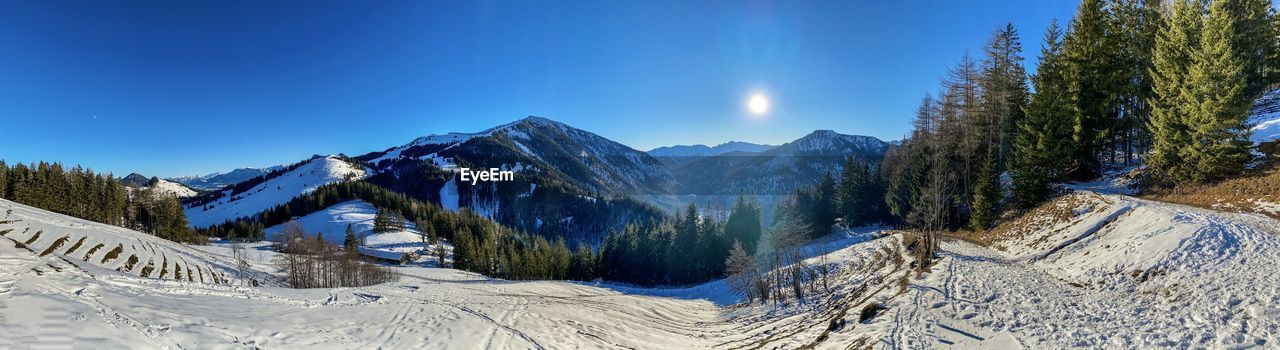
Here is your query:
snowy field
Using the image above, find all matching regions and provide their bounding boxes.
[5,187,1280,348]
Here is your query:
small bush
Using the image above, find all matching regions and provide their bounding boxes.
[39,236,69,257]
[99,244,123,264]
[859,303,884,323]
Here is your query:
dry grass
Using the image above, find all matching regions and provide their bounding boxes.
[956,192,1105,250]
[1145,166,1280,219]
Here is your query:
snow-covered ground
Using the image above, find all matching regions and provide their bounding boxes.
[148,179,199,198]
[851,192,1280,349]
[6,187,1280,348]
[1,198,908,349]
[263,200,445,259]
[184,156,367,228]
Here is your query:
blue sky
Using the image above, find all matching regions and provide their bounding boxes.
[0,0,1078,178]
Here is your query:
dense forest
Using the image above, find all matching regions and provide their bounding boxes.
[0,160,195,242]
[875,0,1276,233]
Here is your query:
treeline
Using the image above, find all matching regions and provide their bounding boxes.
[0,160,196,242]
[273,222,398,288]
[595,198,759,286]
[792,157,890,238]
[881,0,1278,231]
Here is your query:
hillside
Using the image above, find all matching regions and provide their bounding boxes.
[0,197,908,349]
[672,130,890,195]
[0,199,254,284]
[842,191,1280,348]
[183,155,368,228]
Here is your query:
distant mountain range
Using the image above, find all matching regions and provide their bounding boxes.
[169,166,284,191]
[647,141,775,168]
[175,116,891,244]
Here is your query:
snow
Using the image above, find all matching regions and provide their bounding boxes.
[7,186,1280,348]
[0,199,257,284]
[262,200,438,258]
[848,191,1280,349]
[1252,116,1280,144]
[184,156,367,228]
[148,179,198,198]
[439,179,459,211]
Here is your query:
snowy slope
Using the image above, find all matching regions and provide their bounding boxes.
[184,156,367,228]
[148,178,198,198]
[844,191,1280,349]
[0,199,251,284]
[1251,88,1280,144]
[262,200,435,256]
[0,200,909,349]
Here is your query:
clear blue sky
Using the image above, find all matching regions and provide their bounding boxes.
[0,0,1078,178]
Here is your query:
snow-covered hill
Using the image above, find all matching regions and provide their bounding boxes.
[169,166,282,191]
[120,174,199,198]
[263,200,437,257]
[0,196,906,349]
[845,192,1280,348]
[184,156,367,228]
[0,199,250,284]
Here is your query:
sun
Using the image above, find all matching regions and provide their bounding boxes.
[747,93,770,116]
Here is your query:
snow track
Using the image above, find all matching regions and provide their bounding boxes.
[867,192,1280,349]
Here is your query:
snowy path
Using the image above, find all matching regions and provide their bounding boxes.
[875,193,1280,349]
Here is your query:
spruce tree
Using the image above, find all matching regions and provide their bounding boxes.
[343,223,358,252]
[1188,0,1253,182]
[1014,19,1075,208]
[1062,0,1125,179]
[981,23,1030,170]
[970,152,1000,230]
[1148,0,1203,185]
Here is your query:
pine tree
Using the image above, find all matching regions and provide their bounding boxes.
[970,151,1000,230]
[1014,19,1076,208]
[1061,0,1125,179]
[343,223,358,252]
[1188,0,1253,182]
[981,23,1030,170]
[1148,0,1203,185]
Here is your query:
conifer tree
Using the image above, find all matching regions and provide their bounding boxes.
[970,152,1000,230]
[343,223,358,252]
[1014,19,1076,208]
[1148,0,1203,185]
[1061,0,1125,179]
[1188,0,1253,182]
[981,23,1030,170]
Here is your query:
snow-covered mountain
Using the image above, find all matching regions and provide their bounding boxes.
[169,166,283,191]
[184,155,368,228]
[119,173,199,198]
[672,130,890,195]
[362,116,676,196]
